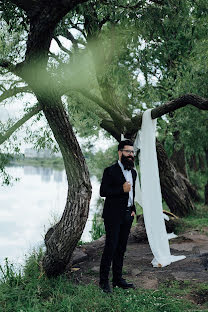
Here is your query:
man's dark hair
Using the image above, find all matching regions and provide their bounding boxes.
[118,139,133,151]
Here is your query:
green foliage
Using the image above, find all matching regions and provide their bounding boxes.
[10,157,64,171]
[67,91,102,138]
[0,1,28,32]
[188,169,208,197]
[85,144,118,181]
[0,3,28,63]
[0,152,18,185]
[23,248,44,281]
[90,212,105,241]
[175,204,208,233]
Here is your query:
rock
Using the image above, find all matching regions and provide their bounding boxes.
[72,249,88,264]
[129,214,181,243]
[131,268,142,276]
[90,266,100,273]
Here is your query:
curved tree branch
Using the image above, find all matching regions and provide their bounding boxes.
[64,88,127,131]
[0,85,31,104]
[126,93,208,138]
[151,94,208,119]
[0,60,25,80]
[6,0,32,11]
[8,0,90,13]
[65,30,79,49]
[100,119,120,142]
[48,52,63,63]
[53,37,72,55]
[0,103,42,145]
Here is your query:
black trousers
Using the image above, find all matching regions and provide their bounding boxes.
[100,210,134,283]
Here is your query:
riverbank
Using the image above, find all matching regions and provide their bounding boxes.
[0,245,206,312]
[9,157,65,170]
[1,207,208,311]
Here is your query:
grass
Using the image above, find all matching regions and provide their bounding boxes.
[90,212,105,241]
[175,204,208,234]
[0,250,207,312]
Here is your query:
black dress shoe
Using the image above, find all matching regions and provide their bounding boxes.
[99,282,112,293]
[112,278,135,289]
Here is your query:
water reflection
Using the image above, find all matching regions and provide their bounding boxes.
[0,165,100,267]
[53,171,63,183]
[23,166,58,183]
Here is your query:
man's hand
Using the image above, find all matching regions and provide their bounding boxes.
[123,181,131,193]
[131,211,135,217]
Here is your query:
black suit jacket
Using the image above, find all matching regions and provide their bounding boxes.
[100,162,137,223]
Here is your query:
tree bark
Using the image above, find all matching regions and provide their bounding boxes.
[170,133,201,202]
[171,151,201,201]
[180,174,201,202]
[170,145,188,177]
[205,150,208,205]
[35,92,92,277]
[156,141,195,216]
[205,183,208,205]
[170,131,187,178]
[189,154,198,172]
[199,154,206,172]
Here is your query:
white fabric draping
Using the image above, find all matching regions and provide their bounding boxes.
[121,134,143,207]
[133,109,186,267]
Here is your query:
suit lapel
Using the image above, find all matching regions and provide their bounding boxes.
[114,162,126,184]
[131,168,136,204]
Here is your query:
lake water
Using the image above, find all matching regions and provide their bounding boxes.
[0,165,101,267]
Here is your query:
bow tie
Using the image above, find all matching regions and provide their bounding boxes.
[124,167,131,171]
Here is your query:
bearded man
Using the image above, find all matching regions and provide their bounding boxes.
[99,139,137,293]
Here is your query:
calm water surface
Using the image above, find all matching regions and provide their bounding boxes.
[0,165,100,267]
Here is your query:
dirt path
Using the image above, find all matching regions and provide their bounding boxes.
[69,228,208,290]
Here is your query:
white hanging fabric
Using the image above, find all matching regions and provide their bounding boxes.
[121,134,143,206]
[133,109,186,267]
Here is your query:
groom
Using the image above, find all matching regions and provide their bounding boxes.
[99,139,137,293]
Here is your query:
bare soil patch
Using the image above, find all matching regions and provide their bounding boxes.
[69,227,208,292]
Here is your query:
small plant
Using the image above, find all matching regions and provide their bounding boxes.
[23,247,44,280]
[77,239,84,246]
[90,213,105,241]
[0,258,22,287]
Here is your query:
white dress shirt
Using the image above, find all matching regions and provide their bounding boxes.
[118,160,133,207]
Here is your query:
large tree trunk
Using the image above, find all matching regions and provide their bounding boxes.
[205,183,208,205]
[180,174,201,202]
[35,91,92,277]
[170,145,188,178]
[170,146,200,201]
[156,141,196,217]
[170,131,188,178]
[189,154,198,171]
[8,0,92,277]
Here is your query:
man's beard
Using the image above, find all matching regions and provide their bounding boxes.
[121,154,134,170]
